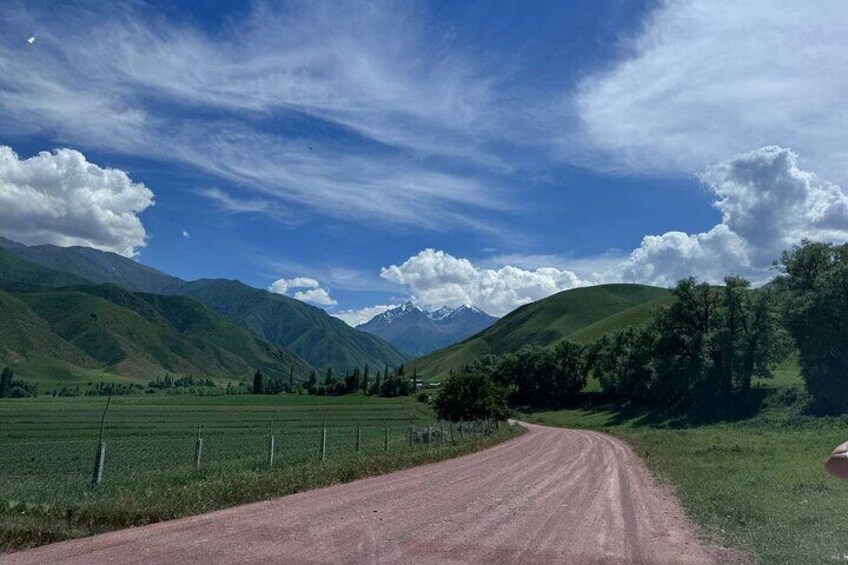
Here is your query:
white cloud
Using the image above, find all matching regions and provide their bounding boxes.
[182,229,190,239]
[291,287,337,306]
[574,1,848,182]
[617,147,848,285]
[0,146,154,257]
[0,2,510,230]
[198,188,290,220]
[380,249,582,317]
[268,276,337,306]
[333,304,400,327]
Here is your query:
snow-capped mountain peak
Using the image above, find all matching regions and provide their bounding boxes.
[429,305,455,320]
[356,302,498,356]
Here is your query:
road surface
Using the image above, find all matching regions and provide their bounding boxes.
[6,423,742,564]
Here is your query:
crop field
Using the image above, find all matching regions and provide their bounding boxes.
[0,394,516,552]
[526,368,848,565]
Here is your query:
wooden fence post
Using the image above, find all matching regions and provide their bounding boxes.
[92,392,112,486]
[194,437,203,470]
[91,442,106,486]
[356,426,361,453]
[384,426,389,451]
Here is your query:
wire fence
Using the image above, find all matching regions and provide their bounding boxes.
[0,420,503,504]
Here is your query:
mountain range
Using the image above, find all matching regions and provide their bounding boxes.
[356,302,497,356]
[0,238,407,382]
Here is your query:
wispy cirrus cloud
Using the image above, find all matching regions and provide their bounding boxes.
[0,1,516,230]
[573,1,848,182]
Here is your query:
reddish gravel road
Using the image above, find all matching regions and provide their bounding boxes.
[6,423,742,565]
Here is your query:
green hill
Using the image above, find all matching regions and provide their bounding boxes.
[409,284,671,378]
[0,241,407,373]
[178,279,408,373]
[0,248,89,290]
[0,280,314,386]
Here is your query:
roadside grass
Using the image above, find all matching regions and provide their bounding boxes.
[0,394,521,553]
[524,372,848,564]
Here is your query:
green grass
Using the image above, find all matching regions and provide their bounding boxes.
[524,371,848,564]
[411,284,670,379]
[0,394,519,553]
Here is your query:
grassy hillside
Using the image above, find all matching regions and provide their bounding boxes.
[1,241,407,373]
[410,284,670,378]
[0,290,95,371]
[179,279,408,373]
[0,283,314,385]
[0,248,89,290]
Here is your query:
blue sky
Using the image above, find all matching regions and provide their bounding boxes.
[2,0,848,324]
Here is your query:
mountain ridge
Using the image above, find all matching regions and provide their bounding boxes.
[0,241,407,373]
[357,301,497,356]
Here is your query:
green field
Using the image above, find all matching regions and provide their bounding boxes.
[525,369,848,564]
[0,394,517,552]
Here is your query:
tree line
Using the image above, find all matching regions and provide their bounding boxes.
[436,240,848,420]
[250,364,417,398]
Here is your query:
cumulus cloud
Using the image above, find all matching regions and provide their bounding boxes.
[333,304,400,327]
[268,277,337,306]
[575,1,848,181]
[0,146,154,257]
[618,147,848,285]
[380,249,582,317]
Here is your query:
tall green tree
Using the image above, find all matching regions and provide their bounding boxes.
[305,371,318,394]
[252,370,264,394]
[779,240,848,412]
[361,364,370,392]
[0,367,13,398]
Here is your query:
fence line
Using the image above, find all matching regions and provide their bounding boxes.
[0,420,503,496]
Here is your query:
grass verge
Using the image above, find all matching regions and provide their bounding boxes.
[2,422,524,553]
[524,391,848,564]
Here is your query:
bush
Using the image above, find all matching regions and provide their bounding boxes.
[8,386,29,398]
[435,369,510,422]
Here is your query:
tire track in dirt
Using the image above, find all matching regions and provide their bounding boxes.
[5,423,746,564]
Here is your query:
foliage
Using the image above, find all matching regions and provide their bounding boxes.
[592,276,786,406]
[252,370,264,394]
[778,240,848,413]
[0,367,12,398]
[435,368,511,422]
[410,284,671,379]
[0,367,37,398]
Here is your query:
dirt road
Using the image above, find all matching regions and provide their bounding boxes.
[6,423,740,564]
